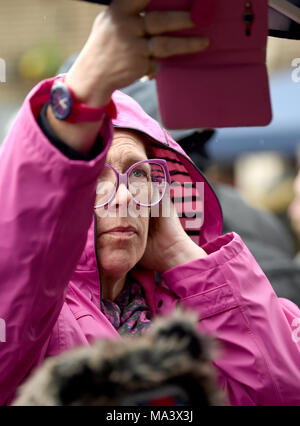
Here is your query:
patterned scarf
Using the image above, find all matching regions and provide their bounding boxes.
[100,279,152,336]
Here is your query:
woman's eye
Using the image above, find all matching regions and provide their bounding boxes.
[133,169,148,179]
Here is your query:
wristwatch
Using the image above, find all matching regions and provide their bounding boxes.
[50,77,116,123]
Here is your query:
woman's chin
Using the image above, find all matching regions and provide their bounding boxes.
[99,251,138,276]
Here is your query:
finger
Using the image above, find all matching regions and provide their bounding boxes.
[150,36,210,59]
[144,11,194,35]
[122,15,147,37]
[111,0,151,15]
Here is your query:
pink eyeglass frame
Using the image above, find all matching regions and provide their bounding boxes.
[94,159,171,209]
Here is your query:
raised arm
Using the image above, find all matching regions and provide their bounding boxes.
[0,77,112,404]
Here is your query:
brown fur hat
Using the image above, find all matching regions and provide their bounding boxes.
[13,308,226,406]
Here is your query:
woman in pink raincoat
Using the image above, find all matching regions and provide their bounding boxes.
[1,0,300,406]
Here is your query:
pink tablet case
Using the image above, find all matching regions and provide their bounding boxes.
[146,0,272,129]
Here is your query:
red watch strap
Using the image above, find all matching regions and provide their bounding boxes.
[67,84,117,122]
[67,101,114,123]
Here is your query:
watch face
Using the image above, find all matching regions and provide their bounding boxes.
[50,83,72,120]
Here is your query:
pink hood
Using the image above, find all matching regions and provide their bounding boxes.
[75,89,223,272]
[73,89,223,314]
[111,90,223,246]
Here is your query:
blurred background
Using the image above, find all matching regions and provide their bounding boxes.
[1,0,300,251]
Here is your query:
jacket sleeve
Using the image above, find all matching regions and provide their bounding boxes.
[161,232,300,406]
[0,77,113,405]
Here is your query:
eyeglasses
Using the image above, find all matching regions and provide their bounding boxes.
[94,159,170,209]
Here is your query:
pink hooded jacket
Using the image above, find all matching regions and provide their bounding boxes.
[0,77,300,406]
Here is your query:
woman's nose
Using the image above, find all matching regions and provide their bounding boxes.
[111,183,133,209]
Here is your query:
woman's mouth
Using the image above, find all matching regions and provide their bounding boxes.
[101,226,137,238]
